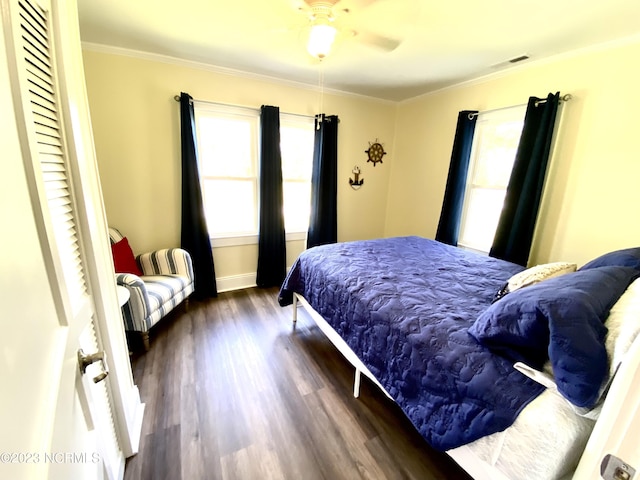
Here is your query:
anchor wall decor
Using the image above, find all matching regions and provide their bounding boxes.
[349,166,364,190]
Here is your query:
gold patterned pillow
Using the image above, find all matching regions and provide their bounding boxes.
[493,262,577,302]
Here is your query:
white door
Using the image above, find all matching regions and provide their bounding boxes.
[0,0,137,479]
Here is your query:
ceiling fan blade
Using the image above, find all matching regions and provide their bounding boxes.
[355,30,402,52]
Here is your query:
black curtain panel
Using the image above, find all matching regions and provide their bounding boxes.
[179,92,217,298]
[256,105,286,288]
[435,110,478,246]
[490,92,560,266]
[307,114,339,249]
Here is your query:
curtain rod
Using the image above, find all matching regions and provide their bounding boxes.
[173,95,314,120]
[468,93,572,120]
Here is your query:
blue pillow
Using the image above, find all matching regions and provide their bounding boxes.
[579,247,640,272]
[469,266,639,408]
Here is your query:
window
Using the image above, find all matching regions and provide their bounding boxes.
[280,114,314,236]
[195,103,259,244]
[194,103,314,246]
[458,106,526,253]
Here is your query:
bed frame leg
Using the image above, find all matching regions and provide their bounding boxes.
[292,294,298,324]
[353,368,361,398]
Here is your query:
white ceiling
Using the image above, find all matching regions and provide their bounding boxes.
[77,0,640,102]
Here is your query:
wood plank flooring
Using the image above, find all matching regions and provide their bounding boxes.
[124,287,474,480]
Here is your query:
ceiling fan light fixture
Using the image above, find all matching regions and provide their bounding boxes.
[307,23,337,59]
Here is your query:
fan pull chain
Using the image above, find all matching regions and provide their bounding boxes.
[318,63,325,124]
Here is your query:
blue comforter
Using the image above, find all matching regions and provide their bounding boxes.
[278,236,545,450]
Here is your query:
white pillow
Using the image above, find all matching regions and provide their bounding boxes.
[604,278,640,376]
[494,262,577,302]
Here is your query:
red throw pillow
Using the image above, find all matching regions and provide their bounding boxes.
[111,237,143,276]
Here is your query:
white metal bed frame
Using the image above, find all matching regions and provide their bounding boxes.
[291,292,640,480]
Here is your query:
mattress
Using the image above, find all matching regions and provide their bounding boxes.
[454,387,595,479]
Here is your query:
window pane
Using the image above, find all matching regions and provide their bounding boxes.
[202,179,256,236]
[472,120,523,187]
[281,124,314,180]
[280,115,314,233]
[197,116,254,178]
[284,181,311,233]
[459,188,507,252]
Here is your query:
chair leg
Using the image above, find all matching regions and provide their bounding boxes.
[140,332,150,352]
[184,298,190,313]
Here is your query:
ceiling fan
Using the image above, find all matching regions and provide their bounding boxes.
[295,0,404,59]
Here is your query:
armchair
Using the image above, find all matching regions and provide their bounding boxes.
[109,227,194,350]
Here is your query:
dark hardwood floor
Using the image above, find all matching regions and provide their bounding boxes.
[124,287,473,480]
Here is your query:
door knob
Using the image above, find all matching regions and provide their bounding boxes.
[78,349,109,383]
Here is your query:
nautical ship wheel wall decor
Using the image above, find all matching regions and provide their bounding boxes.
[366,139,386,166]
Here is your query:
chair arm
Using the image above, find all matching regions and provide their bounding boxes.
[137,248,194,280]
[115,272,146,290]
[115,273,151,332]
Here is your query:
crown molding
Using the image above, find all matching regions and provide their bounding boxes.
[401,32,640,105]
[81,42,396,106]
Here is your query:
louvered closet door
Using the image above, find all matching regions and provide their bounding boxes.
[1,0,124,479]
[24,0,87,311]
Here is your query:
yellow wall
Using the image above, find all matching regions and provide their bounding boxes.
[82,50,397,285]
[84,37,640,284]
[387,38,640,266]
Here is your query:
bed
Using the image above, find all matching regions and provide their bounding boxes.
[278,236,640,480]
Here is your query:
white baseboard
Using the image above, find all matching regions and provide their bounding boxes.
[216,273,257,293]
[215,265,295,293]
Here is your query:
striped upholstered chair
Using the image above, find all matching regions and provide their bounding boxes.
[109,227,194,350]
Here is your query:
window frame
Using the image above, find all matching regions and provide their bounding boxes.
[458,105,527,254]
[193,102,314,247]
[194,101,260,247]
